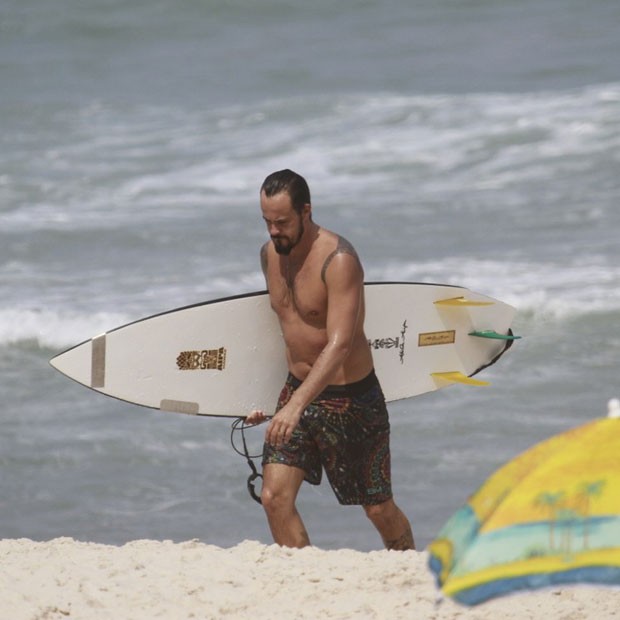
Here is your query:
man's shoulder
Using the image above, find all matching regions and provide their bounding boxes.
[319,230,362,283]
[318,228,358,253]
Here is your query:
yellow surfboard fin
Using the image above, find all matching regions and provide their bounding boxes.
[434,296,494,307]
[431,372,490,386]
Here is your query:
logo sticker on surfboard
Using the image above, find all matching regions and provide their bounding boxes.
[418,330,456,346]
[176,347,227,371]
[368,320,408,364]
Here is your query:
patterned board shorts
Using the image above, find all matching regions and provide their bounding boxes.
[262,370,393,506]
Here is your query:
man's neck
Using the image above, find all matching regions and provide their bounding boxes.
[287,222,320,265]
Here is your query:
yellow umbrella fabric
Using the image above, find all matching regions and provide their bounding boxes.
[428,411,620,605]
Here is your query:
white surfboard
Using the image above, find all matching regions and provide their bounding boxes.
[50,283,518,417]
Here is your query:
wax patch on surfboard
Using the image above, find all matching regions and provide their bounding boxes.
[160,399,200,415]
[91,334,106,388]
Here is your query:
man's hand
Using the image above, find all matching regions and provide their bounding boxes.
[246,403,302,447]
[245,409,269,426]
[265,402,302,446]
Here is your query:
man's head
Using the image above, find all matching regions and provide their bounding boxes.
[260,169,312,255]
[260,169,311,215]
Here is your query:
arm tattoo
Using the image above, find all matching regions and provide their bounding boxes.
[320,236,360,283]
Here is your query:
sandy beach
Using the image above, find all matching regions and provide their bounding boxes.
[2,538,619,620]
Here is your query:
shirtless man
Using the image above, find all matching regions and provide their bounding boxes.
[246,169,414,551]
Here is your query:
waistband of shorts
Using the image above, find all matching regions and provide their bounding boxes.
[286,369,379,399]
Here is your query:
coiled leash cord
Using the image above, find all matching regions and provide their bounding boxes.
[230,417,263,505]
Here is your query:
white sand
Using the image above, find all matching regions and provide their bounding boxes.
[1,538,619,619]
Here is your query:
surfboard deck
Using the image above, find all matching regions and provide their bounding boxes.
[50,282,518,417]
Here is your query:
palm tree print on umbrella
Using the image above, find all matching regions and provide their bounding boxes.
[534,480,606,556]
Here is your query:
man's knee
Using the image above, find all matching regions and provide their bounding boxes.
[260,465,305,516]
[261,483,293,514]
[363,498,397,524]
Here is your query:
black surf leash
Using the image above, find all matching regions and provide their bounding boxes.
[230,417,263,505]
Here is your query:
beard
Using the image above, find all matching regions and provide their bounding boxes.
[272,221,304,255]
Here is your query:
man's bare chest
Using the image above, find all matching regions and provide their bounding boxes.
[268,268,327,326]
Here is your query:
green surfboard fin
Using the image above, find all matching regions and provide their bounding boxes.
[469,330,521,340]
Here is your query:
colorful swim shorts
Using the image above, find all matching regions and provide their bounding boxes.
[262,370,393,505]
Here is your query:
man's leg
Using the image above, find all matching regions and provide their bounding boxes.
[363,498,415,550]
[261,462,310,548]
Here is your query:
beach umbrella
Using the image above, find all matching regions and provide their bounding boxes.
[428,399,620,606]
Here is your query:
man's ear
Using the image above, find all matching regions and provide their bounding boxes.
[302,203,312,221]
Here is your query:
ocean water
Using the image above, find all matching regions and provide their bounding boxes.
[1,0,619,551]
